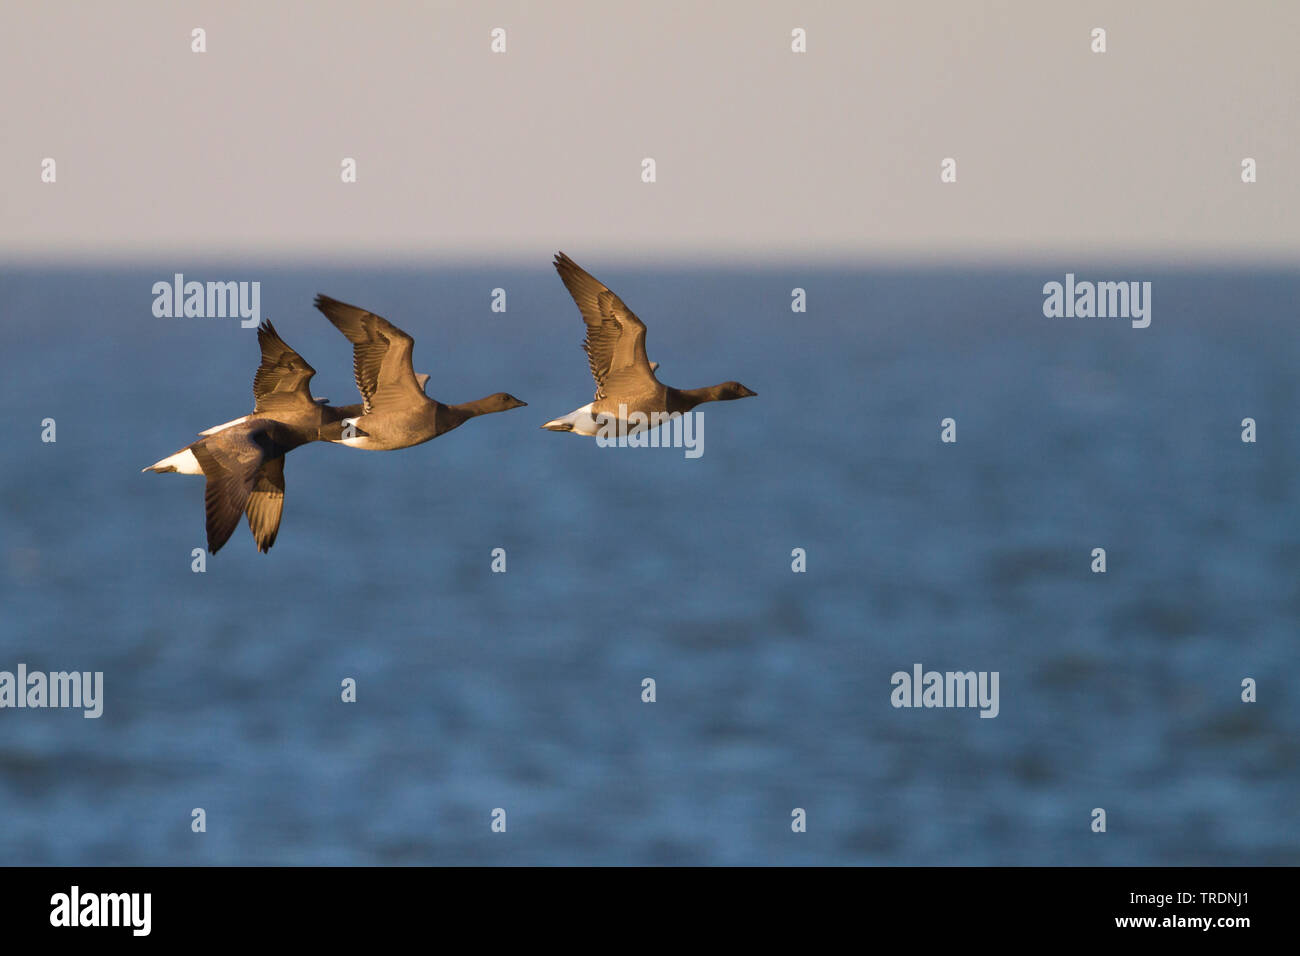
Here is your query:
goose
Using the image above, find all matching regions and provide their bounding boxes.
[313,294,526,450]
[541,253,756,436]
[144,419,305,554]
[143,321,351,553]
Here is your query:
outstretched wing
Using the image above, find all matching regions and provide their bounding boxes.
[244,456,286,554]
[191,440,261,554]
[252,320,318,414]
[553,253,659,399]
[313,295,425,414]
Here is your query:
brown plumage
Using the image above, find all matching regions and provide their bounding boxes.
[146,321,356,553]
[314,294,526,450]
[542,253,756,434]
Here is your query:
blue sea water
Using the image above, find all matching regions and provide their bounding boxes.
[0,264,1296,865]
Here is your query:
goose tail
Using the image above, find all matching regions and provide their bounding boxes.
[142,446,203,475]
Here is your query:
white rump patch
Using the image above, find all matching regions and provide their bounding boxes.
[198,415,249,436]
[543,402,601,436]
[335,436,380,449]
[331,418,379,449]
[145,447,203,475]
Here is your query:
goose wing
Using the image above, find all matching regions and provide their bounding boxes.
[252,320,319,415]
[553,253,659,400]
[314,295,425,414]
[244,456,286,554]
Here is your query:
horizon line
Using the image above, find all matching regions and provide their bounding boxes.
[2,245,1296,272]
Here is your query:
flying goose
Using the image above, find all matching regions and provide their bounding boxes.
[541,253,756,435]
[313,294,526,451]
[144,321,353,553]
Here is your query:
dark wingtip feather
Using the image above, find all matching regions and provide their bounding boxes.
[193,444,255,555]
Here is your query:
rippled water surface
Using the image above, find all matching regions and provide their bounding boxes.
[1,266,1296,864]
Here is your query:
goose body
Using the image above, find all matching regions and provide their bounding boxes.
[144,321,354,553]
[144,417,305,554]
[541,253,755,434]
[313,294,526,451]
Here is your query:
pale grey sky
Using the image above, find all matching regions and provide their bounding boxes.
[2,0,1296,264]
